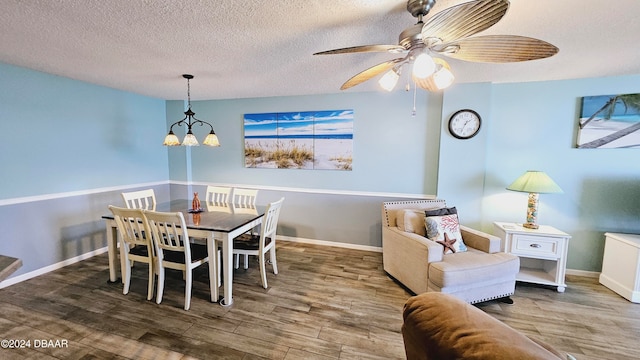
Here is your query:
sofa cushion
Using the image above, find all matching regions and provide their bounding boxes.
[425,214,467,254]
[428,249,519,289]
[397,209,428,236]
[396,206,450,237]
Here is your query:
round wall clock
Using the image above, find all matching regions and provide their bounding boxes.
[448,109,481,139]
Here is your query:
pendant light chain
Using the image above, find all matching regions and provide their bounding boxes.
[186,76,191,109]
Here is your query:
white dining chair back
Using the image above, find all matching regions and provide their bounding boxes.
[121,189,156,210]
[233,197,284,289]
[232,188,260,267]
[108,205,155,300]
[232,188,258,207]
[205,185,232,205]
[143,210,210,310]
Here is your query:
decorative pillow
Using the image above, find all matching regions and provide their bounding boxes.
[397,209,427,237]
[425,214,467,254]
[425,207,457,217]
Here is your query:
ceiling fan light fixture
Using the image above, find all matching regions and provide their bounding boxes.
[433,66,455,90]
[412,53,436,79]
[314,0,558,95]
[378,67,401,91]
[433,69,454,90]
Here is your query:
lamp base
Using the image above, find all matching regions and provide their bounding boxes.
[522,222,539,229]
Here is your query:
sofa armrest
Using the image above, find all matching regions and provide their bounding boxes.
[402,292,568,360]
[460,225,502,254]
[383,227,444,294]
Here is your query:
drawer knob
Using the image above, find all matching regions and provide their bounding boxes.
[530,244,542,248]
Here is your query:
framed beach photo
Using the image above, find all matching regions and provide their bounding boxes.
[243,110,354,170]
[577,93,640,149]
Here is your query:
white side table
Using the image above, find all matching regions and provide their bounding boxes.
[493,222,571,292]
[599,232,640,303]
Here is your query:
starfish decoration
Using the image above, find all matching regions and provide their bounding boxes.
[437,233,457,254]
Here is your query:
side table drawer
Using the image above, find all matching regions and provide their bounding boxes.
[511,235,559,258]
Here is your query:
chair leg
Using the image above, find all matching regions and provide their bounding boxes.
[146,261,154,300]
[217,248,221,286]
[259,254,268,289]
[234,254,240,269]
[184,268,192,311]
[156,267,165,305]
[270,247,278,275]
[243,254,249,270]
[123,258,132,295]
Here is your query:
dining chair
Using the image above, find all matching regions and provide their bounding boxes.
[232,188,258,208]
[231,187,260,267]
[205,185,232,205]
[108,205,155,301]
[233,197,284,289]
[121,189,157,210]
[143,210,210,310]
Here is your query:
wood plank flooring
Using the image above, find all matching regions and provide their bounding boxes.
[0,241,638,359]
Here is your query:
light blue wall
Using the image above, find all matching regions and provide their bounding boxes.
[0,62,169,200]
[167,91,443,195]
[438,82,493,228]
[2,60,639,279]
[0,62,169,278]
[439,75,640,272]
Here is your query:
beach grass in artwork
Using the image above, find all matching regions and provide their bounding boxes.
[244,110,354,169]
[577,93,640,149]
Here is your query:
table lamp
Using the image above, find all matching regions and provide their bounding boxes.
[507,170,563,229]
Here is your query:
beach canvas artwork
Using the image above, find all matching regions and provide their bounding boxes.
[244,110,353,170]
[577,93,640,149]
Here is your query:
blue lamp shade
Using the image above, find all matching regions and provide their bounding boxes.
[507,171,563,229]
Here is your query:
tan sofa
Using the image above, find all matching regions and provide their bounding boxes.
[382,199,519,304]
[402,292,574,360]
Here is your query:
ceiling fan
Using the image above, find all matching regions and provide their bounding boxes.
[314,0,558,92]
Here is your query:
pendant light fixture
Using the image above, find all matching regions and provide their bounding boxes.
[163,74,220,147]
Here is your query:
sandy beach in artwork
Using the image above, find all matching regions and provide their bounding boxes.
[577,119,640,148]
[245,138,353,170]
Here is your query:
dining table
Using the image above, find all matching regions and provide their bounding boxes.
[102,199,265,306]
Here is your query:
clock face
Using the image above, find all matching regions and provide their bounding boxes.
[448,109,481,139]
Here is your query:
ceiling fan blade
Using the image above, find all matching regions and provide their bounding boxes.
[340,59,403,90]
[435,35,559,63]
[314,44,406,55]
[421,0,509,44]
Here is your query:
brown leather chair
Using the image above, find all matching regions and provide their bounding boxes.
[402,292,574,360]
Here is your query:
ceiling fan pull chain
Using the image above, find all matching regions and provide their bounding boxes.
[411,82,417,117]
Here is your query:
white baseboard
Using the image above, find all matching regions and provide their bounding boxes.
[565,269,600,278]
[278,235,382,253]
[0,247,109,289]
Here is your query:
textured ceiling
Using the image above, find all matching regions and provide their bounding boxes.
[1,0,639,100]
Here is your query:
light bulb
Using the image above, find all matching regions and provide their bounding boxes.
[378,69,400,91]
[163,131,180,146]
[433,67,455,90]
[203,132,220,147]
[412,53,436,79]
[182,130,199,146]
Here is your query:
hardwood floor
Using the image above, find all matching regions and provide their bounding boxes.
[0,241,638,359]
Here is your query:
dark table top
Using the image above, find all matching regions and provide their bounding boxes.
[0,255,22,282]
[103,200,265,233]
